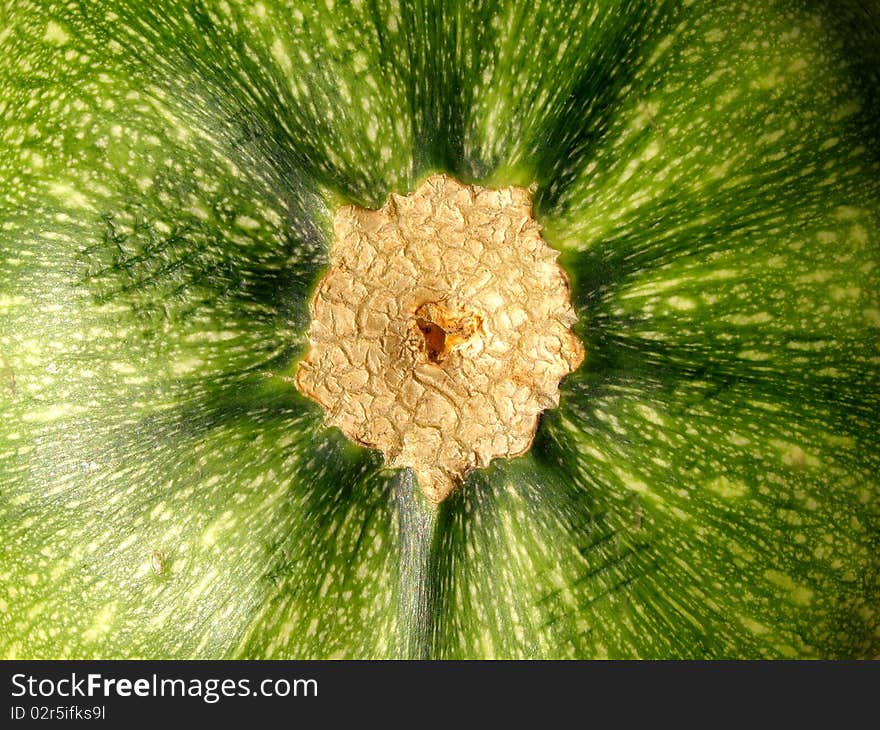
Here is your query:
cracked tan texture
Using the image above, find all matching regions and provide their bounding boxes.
[296,174,584,502]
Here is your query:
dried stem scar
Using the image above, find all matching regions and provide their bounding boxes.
[296,174,584,502]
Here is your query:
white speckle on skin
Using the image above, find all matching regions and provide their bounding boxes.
[44,21,69,45]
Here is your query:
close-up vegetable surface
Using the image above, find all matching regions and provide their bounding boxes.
[0,0,878,659]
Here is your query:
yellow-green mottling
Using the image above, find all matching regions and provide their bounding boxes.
[0,0,878,659]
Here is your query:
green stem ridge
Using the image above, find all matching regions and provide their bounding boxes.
[393,470,441,659]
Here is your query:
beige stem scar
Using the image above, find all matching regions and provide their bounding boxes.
[296,174,584,503]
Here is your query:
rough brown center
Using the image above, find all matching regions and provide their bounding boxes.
[295,174,584,503]
[414,301,482,365]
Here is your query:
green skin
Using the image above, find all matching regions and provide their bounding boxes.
[0,0,878,659]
